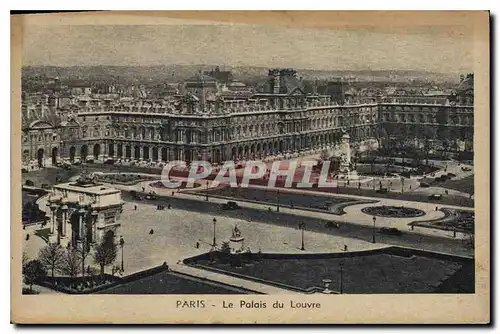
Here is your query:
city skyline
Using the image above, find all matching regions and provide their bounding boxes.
[22,23,473,74]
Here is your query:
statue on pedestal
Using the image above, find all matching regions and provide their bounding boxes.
[338,130,359,181]
[229,225,245,254]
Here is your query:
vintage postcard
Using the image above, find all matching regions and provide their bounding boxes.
[11,11,490,324]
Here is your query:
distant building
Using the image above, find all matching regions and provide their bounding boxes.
[256,68,305,95]
[68,80,92,96]
[317,80,346,105]
[21,68,475,166]
[203,66,233,84]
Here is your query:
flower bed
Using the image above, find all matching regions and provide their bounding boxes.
[409,208,474,233]
[96,173,159,185]
[150,180,201,189]
[361,205,426,218]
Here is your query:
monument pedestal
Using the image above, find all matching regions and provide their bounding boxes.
[230,236,245,254]
[229,225,245,254]
[337,131,360,181]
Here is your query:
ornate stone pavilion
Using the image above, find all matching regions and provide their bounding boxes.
[45,173,124,248]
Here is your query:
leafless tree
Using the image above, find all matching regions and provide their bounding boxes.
[59,248,82,277]
[38,243,65,279]
[93,233,117,276]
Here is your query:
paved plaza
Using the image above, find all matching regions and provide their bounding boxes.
[22,158,475,294]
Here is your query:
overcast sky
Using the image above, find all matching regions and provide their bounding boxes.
[22,23,473,73]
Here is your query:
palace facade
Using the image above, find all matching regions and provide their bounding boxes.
[21,69,474,168]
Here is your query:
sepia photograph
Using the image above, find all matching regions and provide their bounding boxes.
[11,11,490,324]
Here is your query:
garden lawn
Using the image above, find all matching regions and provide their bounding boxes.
[193,253,470,294]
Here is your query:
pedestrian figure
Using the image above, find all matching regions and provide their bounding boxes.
[268,207,272,212]
[142,186,145,192]
[435,206,438,211]
[168,204,172,209]
[409,185,412,190]
[171,191,175,196]
[344,245,348,251]
[196,242,200,249]
[445,190,449,195]
[25,234,30,241]
[453,231,457,238]
[149,229,154,235]
[411,225,414,231]
[134,204,137,211]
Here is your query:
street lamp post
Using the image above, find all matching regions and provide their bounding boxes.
[212,218,217,248]
[205,181,209,201]
[372,216,376,243]
[276,189,280,212]
[119,236,125,272]
[300,222,305,251]
[401,177,405,193]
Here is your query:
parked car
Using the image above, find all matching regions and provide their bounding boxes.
[376,187,388,194]
[428,194,442,200]
[461,166,472,172]
[41,184,50,189]
[447,172,457,178]
[419,182,430,188]
[221,201,241,210]
[104,159,115,165]
[145,194,157,200]
[378,227,402,236]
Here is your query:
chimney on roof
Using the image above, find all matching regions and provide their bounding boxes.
[269,69,281,94]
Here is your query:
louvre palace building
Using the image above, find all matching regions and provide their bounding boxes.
[21,68,474,168]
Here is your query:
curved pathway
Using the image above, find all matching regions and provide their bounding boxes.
[101,176,472,240]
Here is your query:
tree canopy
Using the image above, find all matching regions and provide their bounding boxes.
[23,259,47,291]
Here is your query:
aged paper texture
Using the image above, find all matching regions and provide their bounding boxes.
[11,11,489,324]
